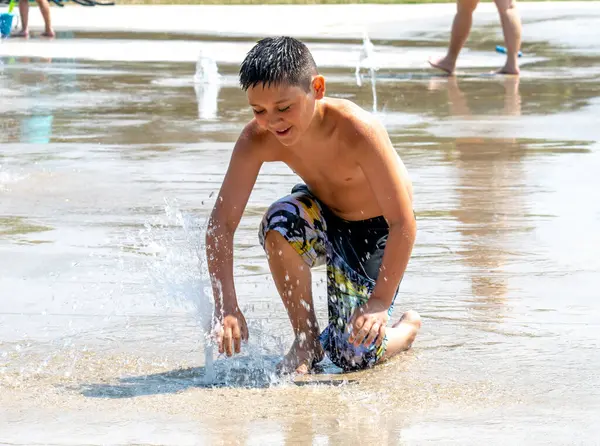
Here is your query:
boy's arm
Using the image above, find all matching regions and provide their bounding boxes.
[348,116,417,346]
[206,124,264,354]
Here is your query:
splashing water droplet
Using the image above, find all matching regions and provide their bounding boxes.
[194,51,222,121]
[355,31,379,112]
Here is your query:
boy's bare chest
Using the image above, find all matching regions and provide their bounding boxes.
[282,146,361,186]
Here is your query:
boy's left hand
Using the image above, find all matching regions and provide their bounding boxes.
[348,298,390,348]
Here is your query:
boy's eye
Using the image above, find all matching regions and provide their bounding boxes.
[253,109,265,115]
[278,105,291,112]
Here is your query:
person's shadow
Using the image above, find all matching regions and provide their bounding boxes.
[75,354,355,398]
[75,355,281,398]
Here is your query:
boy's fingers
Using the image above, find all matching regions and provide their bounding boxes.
[216,327,224,354]
[223,326,233,356]
[354,319,373,346]
[363,323,380,346]
[233,324,242,353]
[375,324,386,348]
[348,315,364,342]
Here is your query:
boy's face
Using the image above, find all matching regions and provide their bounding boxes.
[247,77,324,146]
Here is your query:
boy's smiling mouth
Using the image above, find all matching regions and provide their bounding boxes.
[275,126,292,137]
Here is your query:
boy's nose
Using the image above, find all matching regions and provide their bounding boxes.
[268,116,284,128]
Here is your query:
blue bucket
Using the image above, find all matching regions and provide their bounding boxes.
[0,12,15,38]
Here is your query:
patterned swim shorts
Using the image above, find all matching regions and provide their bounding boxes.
[259,184,398,371]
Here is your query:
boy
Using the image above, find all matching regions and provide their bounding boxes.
[206,37,421,375]
[429,0,522,75]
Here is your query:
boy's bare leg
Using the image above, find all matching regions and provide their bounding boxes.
[429,0,480,74]
[36,0,55,38]
[495,0,521,75]
[381,310,422,361]
[264,231,324,375]
[13,0,54,38]
[13,0,31,38]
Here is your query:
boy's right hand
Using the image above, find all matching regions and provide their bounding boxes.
[214,308,249,356]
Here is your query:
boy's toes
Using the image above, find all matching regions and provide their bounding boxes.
[395,310,422,329]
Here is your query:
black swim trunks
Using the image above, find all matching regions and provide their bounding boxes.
[259,184,399,371]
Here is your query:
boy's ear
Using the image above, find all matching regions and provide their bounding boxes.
[311,75,326,99]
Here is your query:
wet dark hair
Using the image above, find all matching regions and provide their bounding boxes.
[239,36,318,92]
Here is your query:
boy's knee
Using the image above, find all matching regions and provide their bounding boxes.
[495,0,517,13]
[458,0,479,13]
[264,229,314,270]
[263,229,288,252]
[259,200,298,247]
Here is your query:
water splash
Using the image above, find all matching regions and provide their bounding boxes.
[135,199,284,387]
[0,164,28,191]
[355,31,379,112]
[193,51,222,121]
[136,199,216,381]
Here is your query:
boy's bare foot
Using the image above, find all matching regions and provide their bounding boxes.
[497,63,520,75]
[393,310,422,331]
[41,30,56,39]
[12,30,30,38]
[381,310,422,361]
[428,56,456,75]
[276,338,324,375]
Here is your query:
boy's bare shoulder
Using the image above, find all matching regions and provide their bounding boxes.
[237,120,280,162]
[324,98,388,148]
